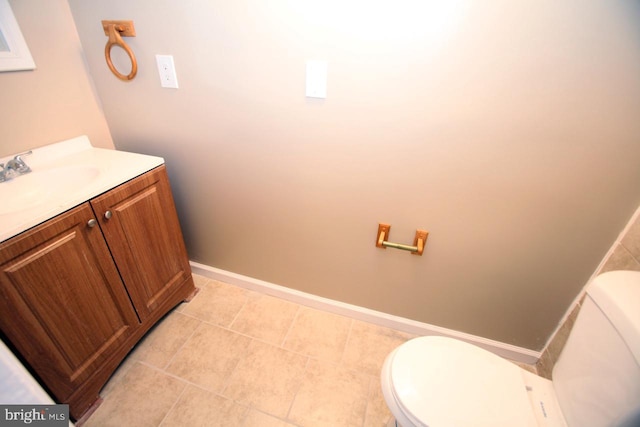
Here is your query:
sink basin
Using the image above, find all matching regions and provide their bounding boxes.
[0,166,101,215]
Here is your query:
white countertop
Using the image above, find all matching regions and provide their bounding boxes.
[0,136,164,243]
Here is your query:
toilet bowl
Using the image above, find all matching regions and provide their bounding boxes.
[381,336,564,426]
[380,271,640,427]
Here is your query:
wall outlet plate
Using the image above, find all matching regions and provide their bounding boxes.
[156,54,179,89]
[306,60,327,99]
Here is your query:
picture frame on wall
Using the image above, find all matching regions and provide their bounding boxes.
[0,0,35,72]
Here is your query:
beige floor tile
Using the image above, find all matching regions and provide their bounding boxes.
[342,320,414,376]
[160,384,248,427]
[289,359,371,427]
[223,340,308,418]
[165,323,251,392]
[243,409,297,427]
[179,279,251,327]
[84,278,421,427]
[98,349,139,398]
[84,362,186,427]
[364,375,394,427]
[283,307,352,363]
[130,310,201,369]
[230,293,299,345]
[191,273,210,288]
[175,274,208,313]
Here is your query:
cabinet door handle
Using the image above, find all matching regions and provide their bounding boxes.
[104,210,113,220]
[87,219,98,228]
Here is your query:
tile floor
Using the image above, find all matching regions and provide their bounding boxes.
[82,274,415,427]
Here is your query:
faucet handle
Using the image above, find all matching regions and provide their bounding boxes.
[8,150,32,174]
[15,150,33,163]
[15,150,32,159]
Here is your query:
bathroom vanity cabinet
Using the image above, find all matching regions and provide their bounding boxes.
[0,166,195,420]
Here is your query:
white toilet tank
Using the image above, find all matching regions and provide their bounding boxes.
[552,271,640,427]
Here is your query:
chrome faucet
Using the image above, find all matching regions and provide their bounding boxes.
[7,151,32,174]
[1,151,32,182]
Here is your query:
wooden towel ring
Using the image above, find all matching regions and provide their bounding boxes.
[102,20,137,81]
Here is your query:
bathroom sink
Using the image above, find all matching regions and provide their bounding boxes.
[0,166,101,215]
[0,135,165,243]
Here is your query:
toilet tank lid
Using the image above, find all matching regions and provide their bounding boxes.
[586,270,640,365]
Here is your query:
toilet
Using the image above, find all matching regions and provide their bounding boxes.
[381,270,640,426]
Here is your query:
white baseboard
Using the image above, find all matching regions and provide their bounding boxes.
[189,261,541,365]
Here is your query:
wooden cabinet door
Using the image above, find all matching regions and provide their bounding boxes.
[90,166,193,320]
[0,203,139,401]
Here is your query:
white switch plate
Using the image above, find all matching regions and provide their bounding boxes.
[306,60,327,99]
[155,54,179,89]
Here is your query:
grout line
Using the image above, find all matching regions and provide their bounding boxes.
[138,359,234,399]
[136,361,263,427]
[339,318,355,366]
[161,318,204,371]
[237,403,252,427]
[285,355,311,421]
[183,315,320,363]
[157,381,189,427]
[361,375,376,427]
[280,304,302,348]
[218,335,253,396]
[195,317,355,368]
[227,289,252,331]
[137,360,194,385]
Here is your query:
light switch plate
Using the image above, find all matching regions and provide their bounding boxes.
[306,60,327,99]
[156,54,179,89]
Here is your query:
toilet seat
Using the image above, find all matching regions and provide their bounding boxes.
[383,336,538,427]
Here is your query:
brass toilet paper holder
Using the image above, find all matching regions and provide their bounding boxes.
[376,223,428,256]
